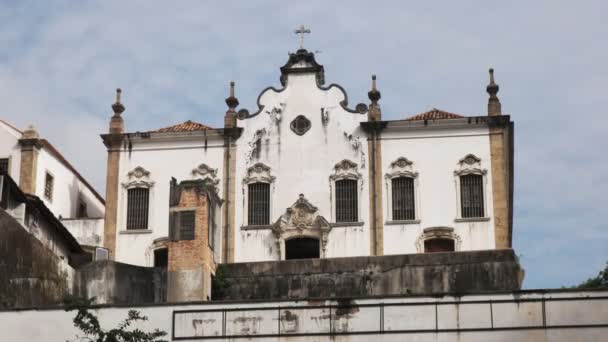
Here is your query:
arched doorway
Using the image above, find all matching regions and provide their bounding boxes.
[424,238,455,253]
[285,237,320,260]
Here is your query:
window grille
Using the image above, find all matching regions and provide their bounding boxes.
[179,211,195,240]
[392,177,415,220]
[335,179,358,222]
[248,182,270,225]
[460,174,484,218]
[0,158,8,175]
[44,172,54,201]
[127,188,149,230]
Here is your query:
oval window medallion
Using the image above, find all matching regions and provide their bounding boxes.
[290,115,311,136]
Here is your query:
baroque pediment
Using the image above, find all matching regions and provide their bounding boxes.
[272,194,330,235]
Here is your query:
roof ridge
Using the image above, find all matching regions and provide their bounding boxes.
[405,108,466,121]
[152,120,212,133]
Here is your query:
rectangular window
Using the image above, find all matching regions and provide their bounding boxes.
[248,183,270,225]
[126,188,149,230]
[392,177,415,220]
[44,172,54,201]
[179,210,196,240]
[460,174,484,218]
[0,158,9,175]
[335,179,358,222]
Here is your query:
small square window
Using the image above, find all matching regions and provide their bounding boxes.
[44,172,54,201]
[0,158,9,175]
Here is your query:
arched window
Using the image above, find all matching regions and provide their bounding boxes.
[454,155,487,219]
[127,188,149,230]
[335,179,358,223]
[122,166,154,231]
[330,160,361,223]
[285,237,320,260]
[460,174,484,218]
[385,157,419,222]
[248,182,270,225]
[392,177,415,220]
[243,163,275,226]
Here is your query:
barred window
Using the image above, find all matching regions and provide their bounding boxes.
[392,177,415,220]
[248,182,270,225]
[44,172,54,201]
[335,179,358,222]
[126,188,149,230]
[179,211,195,240]
[460,174,484,218]
[0,158,9,175]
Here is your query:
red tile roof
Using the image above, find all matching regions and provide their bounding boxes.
[405,108,465,121]
[153,120,211,132]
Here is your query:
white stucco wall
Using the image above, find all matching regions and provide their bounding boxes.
[381,125,496,255]
[60,218,104,247]
[1,290,606,341]
[234,73,370,262]
[114,135,225,266]
[35,147,104,220]
[0,121,23,182]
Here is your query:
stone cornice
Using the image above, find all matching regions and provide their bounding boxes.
[362,115,512,133]
[17,138,43,149]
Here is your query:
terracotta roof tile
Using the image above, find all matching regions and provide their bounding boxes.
[405,108,465,121]
[153,120,211,133]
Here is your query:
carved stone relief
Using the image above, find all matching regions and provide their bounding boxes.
[122,166,154,188]
[415,227,462,253]
[191,163,220,189]
[272,194,331,259]
[454,154,487,176]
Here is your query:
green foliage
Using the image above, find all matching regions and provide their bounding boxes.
[576,262,608,289]
[211,265,230,300]
[64,296,167,342]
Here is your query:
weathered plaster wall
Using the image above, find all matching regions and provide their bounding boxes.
[74,260,164,305]
[234,73,370,262]
[115,136,225,266]
[0,290,606,341]
[217,249,521,301]
[60,218,104,246]
[381,125,496,255]
[0,209,72,308]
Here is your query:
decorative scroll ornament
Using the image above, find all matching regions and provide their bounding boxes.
[191,163,220,188]
[123,166,154,188]
[385,157,418,179]
[329,159,361,181]
[243,163,275,184]
[415,227,462,253]
[454,154,487,176]
[272,194,331,259]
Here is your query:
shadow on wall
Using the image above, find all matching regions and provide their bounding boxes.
[0,210,71,309]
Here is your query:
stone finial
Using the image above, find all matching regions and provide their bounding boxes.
[111,88,125,115]
[368,75,382,121]
[224,81,239,128]
[109,88,125,134]
[225,81,239,111]
[486,68,502,116]
[22,125,39,139]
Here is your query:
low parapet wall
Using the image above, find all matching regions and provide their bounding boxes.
[0,290,606,341]
[217,249,522,300]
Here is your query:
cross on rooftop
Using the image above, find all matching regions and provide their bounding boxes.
[294,25,311,49]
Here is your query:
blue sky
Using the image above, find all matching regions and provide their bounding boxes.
[1,1,606,289]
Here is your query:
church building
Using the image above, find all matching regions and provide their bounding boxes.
[101,44,514,289]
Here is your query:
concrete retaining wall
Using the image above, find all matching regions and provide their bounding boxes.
[216,249,522,300]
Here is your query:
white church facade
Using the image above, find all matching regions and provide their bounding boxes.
[102,47,513,268]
